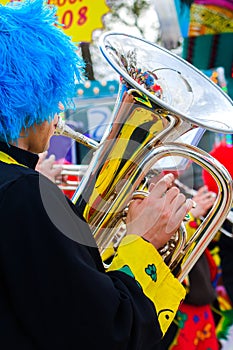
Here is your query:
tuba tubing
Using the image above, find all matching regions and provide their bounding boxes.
[147,143,232,281]
[53,32,233,282]
[54,119,233,282]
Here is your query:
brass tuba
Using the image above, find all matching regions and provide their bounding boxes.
[57,32,233,282]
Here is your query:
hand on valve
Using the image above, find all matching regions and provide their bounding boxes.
[126,173,194,250]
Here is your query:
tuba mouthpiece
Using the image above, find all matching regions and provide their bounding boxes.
[54,117,99,150]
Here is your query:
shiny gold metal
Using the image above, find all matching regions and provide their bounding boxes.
[56,32,233,282]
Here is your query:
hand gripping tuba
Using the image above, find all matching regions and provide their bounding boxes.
[66,32,233,282]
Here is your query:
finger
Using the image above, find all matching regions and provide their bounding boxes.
[170,192,187,210]
[128,197,144,213]
[198,185,208,194]
[47,154,56,163]
[202,200,216,211]
[204,195,216,203]
[165,193,189,225]
[43,155,56,168]
[198,194,216,206]
[38,151,48,163]
[52,166,63,178]
[202,191,216,200]
[166,198,193,234]
[164,186,180,203]
[150,173,175,198]
[148,183,155,192]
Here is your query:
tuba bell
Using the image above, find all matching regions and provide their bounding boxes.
[57,32,233,282]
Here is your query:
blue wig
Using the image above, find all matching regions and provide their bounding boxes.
[0,0,85,142]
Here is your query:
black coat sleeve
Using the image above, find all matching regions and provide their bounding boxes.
[0,173,162,350]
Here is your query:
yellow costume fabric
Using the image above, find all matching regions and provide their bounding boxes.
[189,4,233,36]
[0,151,25,167]
[107,234,186,335]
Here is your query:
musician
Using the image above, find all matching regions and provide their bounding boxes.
[0,1,194,349]
[203,140,233,303]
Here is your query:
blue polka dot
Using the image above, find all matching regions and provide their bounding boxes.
[193,315,200,323]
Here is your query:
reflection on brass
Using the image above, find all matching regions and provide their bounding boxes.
[55,33,233,282]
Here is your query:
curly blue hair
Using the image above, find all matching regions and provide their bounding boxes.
[0,0,85,142]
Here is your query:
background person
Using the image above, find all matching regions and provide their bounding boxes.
[160,181,220,349]
[203,139,233,349]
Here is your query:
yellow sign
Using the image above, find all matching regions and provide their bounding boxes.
[0,0,110,43]
[48,0,110,43]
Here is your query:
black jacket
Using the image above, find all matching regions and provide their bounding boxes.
[0,142,162,350]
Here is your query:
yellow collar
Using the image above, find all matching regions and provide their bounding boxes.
[0,151,26,167]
